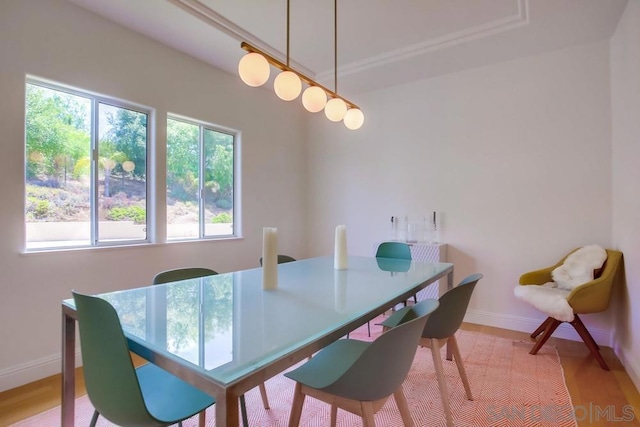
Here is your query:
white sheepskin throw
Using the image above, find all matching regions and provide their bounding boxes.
[551,244,607,290]
[514,284,574,321]
[514,245,607,322]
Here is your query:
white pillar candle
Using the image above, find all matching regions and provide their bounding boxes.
[334,225,348,270]
[262,227,278,290]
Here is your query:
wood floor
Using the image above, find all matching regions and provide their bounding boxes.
[0,324,638,426]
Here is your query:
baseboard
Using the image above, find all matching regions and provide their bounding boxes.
[614,342,640,393]
[464,309,613,347]
[0,350,82,393]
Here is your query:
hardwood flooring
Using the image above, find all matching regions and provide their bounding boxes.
[0,324,638,426]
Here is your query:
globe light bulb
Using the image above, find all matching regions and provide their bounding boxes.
[344,108,364,130]
[274,71,302,101]
[324,98,347,122]
[302,86,327,113]
[238,52,270,87]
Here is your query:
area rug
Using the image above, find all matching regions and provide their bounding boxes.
[14,319,577,426]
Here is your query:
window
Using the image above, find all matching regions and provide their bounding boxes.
[167,117,236,240]
[25,80,149,249]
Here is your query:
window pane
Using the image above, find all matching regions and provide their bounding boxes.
[167,119,200,240]
[204,128,234,237]
[25,84,91,249]
[98,103,147,242]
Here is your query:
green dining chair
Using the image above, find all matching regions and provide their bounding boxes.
[379,273,483,427]
[152,267,270,426]
[285,298,439,427]
[73,291,215,427]
[258,254,297,266]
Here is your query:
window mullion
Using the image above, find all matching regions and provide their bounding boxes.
[91,99,99,245]
[199,126,205,239]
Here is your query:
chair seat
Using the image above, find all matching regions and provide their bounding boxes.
[137,363,215,424]
[285,339,370,392]
[514,284,573,322]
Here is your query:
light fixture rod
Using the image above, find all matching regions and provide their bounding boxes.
[334,0,337,94]
[286,0,290,67]
[241,41,359,110]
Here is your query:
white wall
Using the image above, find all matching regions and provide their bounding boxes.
[611,0,640,390]
[306,41,614,344]
[0,0,308,391]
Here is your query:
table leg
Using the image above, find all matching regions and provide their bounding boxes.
[216,391,240,427]
[446,270,454,361]
[61,309,76,426]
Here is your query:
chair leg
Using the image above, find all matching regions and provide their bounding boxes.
[367,321,371,337]
[198,410,206,427]
[259,382,270,409]
[240,394,249,427]
[90,410,99,427]
[288,383,306,427]
[430,338,453,427]
[531,317,554,340]
[449,336,473,400]
[530,318,561,355]
[570,314,610,371]
[330,404,338,427]
[393,385,414,427]
[360,401,377,427]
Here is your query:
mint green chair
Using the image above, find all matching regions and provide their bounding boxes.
[73,291,215,427]
[379,273,483,427]
[259,254,296,266]
[152,266,270,426]
[285,298,439,427]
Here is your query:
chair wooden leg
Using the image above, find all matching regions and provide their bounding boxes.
[361,401,377,427]
[330,404,338,427]
[531,317,554,340]
[430,338,453,427]
[393,385,414,427]
[449,336,473,400]
[570,315,610,371]
[530,318,561,355]
[259,382,270,409]
[288,383,305,427]
[198,410,206,427]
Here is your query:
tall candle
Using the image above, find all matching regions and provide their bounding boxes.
[262,227,278,290]
[334,225,348,270]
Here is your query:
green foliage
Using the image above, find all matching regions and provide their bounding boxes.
[106,205,146,224]
[34,200,50,218]
[103,108,148,179]
[212,212,232,223]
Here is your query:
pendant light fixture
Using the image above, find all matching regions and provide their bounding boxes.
[237,0,364,130]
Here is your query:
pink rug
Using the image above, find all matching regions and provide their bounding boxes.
[14,318,576,426]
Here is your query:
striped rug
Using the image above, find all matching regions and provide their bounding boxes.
[14,319,576,426]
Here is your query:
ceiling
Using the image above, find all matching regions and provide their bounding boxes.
[65,0,628,97]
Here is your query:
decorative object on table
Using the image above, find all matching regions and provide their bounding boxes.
[259,254,296,266]
[514,245,622,370]
[334,224,348,270]
[380,274,483,427]
[285,299,439,427]
[262,227,279,290]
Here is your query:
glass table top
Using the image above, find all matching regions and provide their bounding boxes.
[64,256,451,386]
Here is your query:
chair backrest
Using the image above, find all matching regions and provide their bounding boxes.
[422,273,483,339]
[569,249,623,314]
[375,242,412,260]
[73,291,155,426]
[259,254,296,266]
[324,298,439,401]
[152,267,217,285]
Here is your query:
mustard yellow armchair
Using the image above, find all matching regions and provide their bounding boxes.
[515,248,623,370]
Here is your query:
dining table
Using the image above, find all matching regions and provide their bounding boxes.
[61,255,453,426]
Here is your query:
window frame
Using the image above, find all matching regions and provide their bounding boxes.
[166,114,240,242]
[25,77,152,251]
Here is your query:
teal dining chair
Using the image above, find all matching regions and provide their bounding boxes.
[152,266,270,426]
[73,291,215,427]
[285,298,440,427]
[259,254,297,266]
[379,273,483,427]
